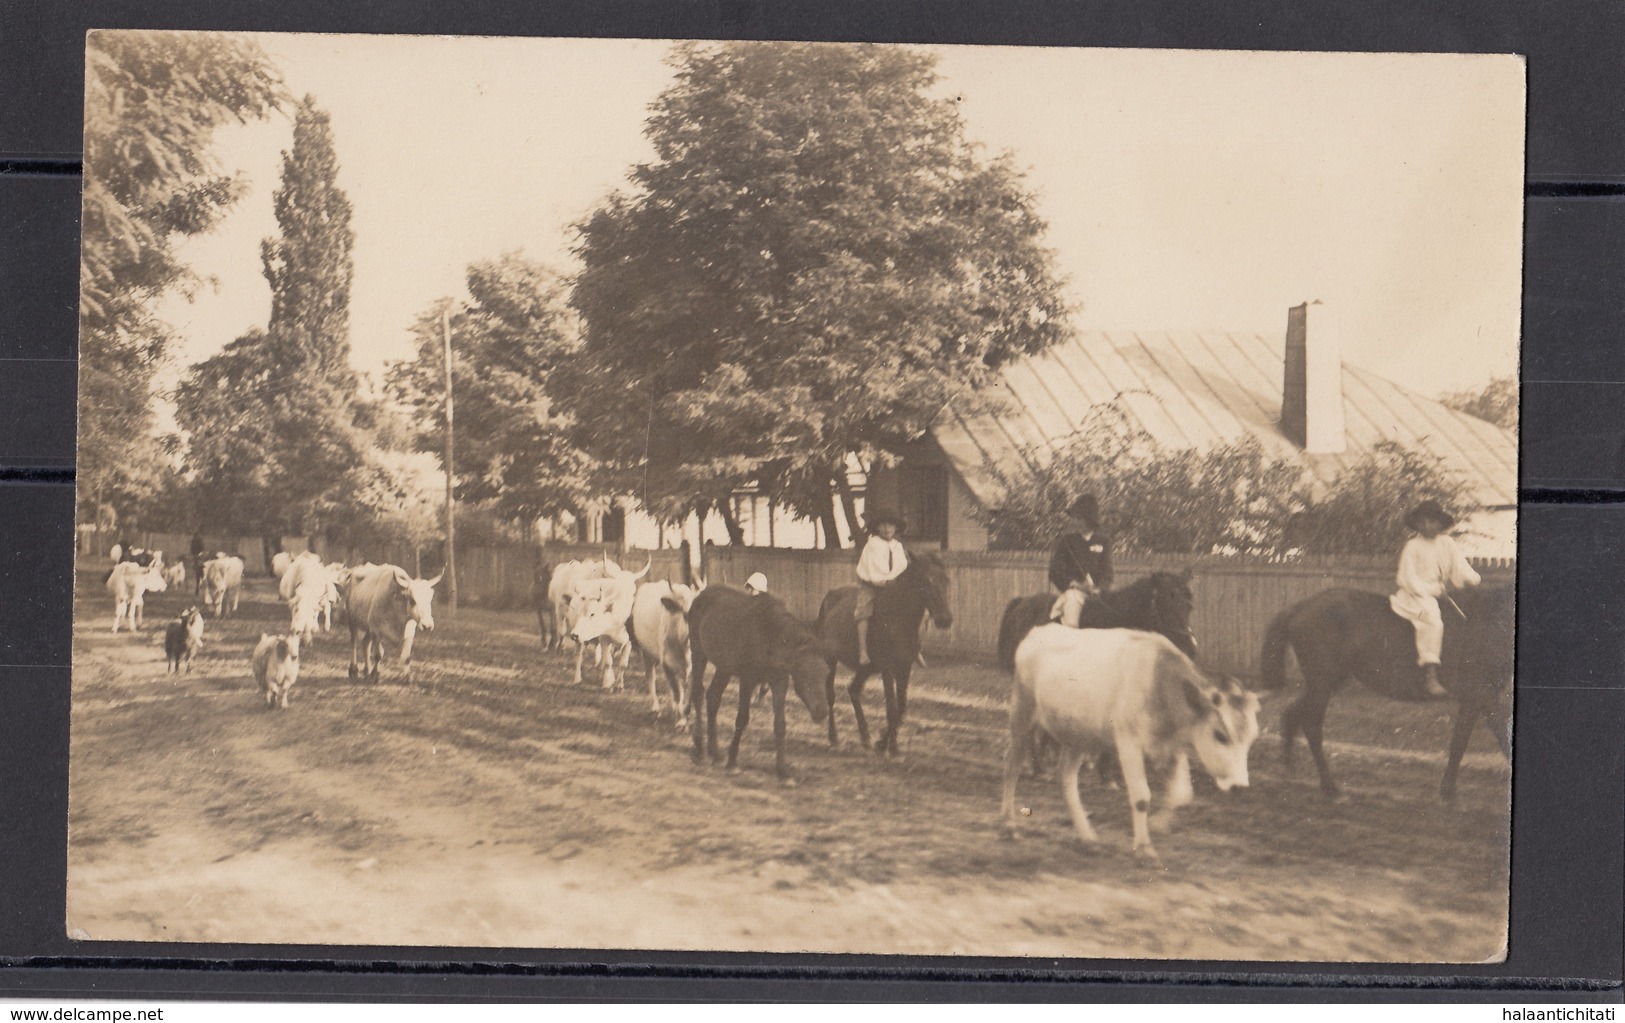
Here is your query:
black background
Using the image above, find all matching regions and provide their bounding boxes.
[2,0,1622,1003]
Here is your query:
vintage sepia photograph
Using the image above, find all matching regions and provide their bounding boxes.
[70,31,1522,960]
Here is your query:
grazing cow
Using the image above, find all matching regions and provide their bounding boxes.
[164,607,205,673]
[253,632,302,710]
[200,556,244,619]
[628,579,704,720]
[568,558,653,690]
[546,556,621,652]
[107,557,167,633]
[1002,625,1260,866]
[161,561,186,590]
[346,564,441,683]
[688,586,832,784]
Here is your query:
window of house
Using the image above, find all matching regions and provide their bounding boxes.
[899,464,949,544]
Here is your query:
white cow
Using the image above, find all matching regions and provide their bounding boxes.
[567,557,652,690]
[628,579,704,720]
[1002,625,1261,866]
[200,556,245,619]
[107,557,167,633]
[279,552,339,641]
[545,556,620,652]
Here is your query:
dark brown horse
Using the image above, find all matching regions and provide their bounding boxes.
[1259,583,1515,802]
[688,586,831,784]
[995,571,1198,671]
[816,550,954,757]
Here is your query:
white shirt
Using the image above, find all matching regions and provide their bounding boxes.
[857,535,908,586]
[1395,534,1480,599]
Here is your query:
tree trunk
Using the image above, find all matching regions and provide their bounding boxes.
[818,495,842,550]
[718,498,746,546]
[835,472,864,545]
[262,536,279,577]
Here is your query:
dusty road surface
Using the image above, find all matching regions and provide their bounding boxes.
[69,567,1510,960]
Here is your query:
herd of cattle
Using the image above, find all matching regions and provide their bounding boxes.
[90,544,1501,868]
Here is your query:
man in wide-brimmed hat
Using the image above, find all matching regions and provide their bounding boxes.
[1389,500,1480,698]
[855,509,909,666]
[1048,493,1114,627]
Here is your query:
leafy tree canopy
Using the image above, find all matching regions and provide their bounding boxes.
[387,254,592,522]
[1440,374,1518,432]
[79,31,284,521]
[554,41,1069,531]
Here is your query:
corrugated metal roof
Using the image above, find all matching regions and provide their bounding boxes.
[936,331,1517,509]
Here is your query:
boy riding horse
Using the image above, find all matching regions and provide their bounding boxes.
[1389,500,1480,699]
[1048,494,1113,627]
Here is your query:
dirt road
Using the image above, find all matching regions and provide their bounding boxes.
[68,569,1510,960]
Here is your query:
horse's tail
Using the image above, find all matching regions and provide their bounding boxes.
[996,596,1030,673]
[1258,609,1295,691]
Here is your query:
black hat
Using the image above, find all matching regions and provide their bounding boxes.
[866,509,907,534]
[1404,500,1456,531]
[1066,493,1100,525]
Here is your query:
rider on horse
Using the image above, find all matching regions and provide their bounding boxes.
[855,510,909,667]
[1389,500,1480,699]
[1048,494,1113,627]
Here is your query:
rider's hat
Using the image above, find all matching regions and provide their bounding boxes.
[866,509,907,534]
[1066,493,1100,526]
[1404,500,1456,532]
[744,572,768,593]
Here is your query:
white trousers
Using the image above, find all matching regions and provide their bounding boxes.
[1390,592,1443,665]
[1049,586,1088,628]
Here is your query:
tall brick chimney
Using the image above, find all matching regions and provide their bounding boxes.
[1280,300,1347,453]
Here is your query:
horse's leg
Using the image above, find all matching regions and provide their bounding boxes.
[1057,744,1099,848]
[1001,685,1038,837]
[688,653,710,765]
[1441,697,1485,804]
[1296,687,1340,797]
[771,679,795,785]
[1111,731,1160,867]
[824,664,839,747]
[848,669,874,749]
[893,662,915,758]
[705,672,728,763]
[724,672,755,772]
[877,670,900,758]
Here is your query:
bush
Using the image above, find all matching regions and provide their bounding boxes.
[979,403,1478,557]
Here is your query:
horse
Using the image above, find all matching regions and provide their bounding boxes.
[996,570,1198,671]
[1258,583,1515,802]
[815,549,954,757]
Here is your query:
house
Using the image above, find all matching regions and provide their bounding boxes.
[866,301,1518,555]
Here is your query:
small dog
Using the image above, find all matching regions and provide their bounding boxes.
[252,632,302,710]
[164,607,205,674]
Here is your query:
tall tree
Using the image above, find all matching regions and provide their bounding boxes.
[387,254,592,523]
[78,31,283,526]
[177,97,371,544]
[553,42,1069,544]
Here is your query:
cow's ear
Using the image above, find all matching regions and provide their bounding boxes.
[660,596,682,613]
[391,567,414,592]
[1180,675,1215,716]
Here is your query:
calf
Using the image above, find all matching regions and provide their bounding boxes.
[164,607,205,674]
[162,561,187,590]
[547,556,620,652]
[253,632,302,710]
[107,558,167,633]
[1002,625,1260,866]
[567,558,651,690]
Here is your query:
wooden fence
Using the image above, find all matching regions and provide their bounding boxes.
[700,546,1515,678]
[112,531,1514,677]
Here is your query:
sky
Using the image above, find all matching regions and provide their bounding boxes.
[150,34,1526,402]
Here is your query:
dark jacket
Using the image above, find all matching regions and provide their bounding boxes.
[1048,531,1113,594]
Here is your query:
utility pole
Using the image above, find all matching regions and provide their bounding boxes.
[442,305,458,614]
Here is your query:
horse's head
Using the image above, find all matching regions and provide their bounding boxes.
[905,549,953,629]
[1148,569,1197,657]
